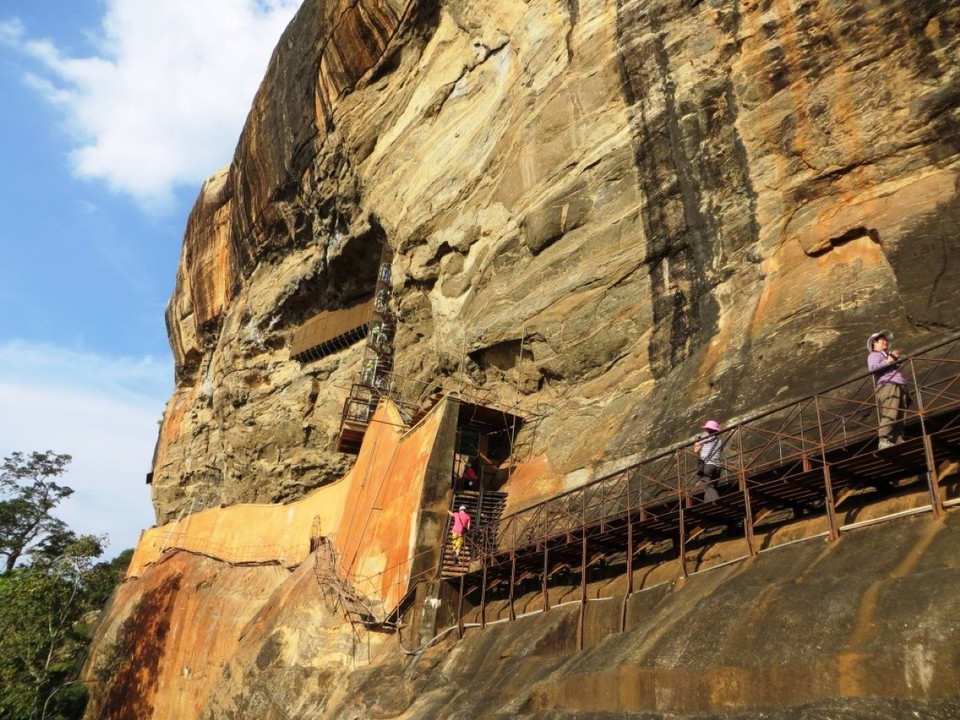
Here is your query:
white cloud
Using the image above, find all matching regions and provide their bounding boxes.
[0,341,173,556]
[4,0,302,211]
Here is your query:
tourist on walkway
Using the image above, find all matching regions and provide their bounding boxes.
[447,505,472,559]
[867,330,911,449]
[694,420,723,502]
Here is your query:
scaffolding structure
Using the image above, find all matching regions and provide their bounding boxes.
[337,244,398,452]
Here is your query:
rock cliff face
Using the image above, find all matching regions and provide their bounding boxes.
[85,498,960,719]
[153,0,960,523]
[92,0,960,717]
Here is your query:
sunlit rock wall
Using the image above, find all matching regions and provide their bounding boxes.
[86,1,960,717]
[153,0,959,525]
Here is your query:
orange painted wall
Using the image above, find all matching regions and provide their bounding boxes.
[127,398,450,614]
[335,397,450,608]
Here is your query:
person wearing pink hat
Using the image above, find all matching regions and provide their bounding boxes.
[867,330,911,450]
[694,420,723,502]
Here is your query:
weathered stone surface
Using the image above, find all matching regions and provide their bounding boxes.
[84,550,392,720]
[87,501,960,718]
[151,0,960,524]
[317,511,960,719]
[96,0,960,717]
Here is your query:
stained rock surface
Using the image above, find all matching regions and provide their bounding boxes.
[86,0,960,717]
[152,0,960,523]
[85,501,960,718]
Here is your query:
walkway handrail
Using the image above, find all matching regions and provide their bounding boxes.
[487,330,960,558]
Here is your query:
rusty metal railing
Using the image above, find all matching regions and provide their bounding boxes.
[470,332,960,576]
[321,332,960,648]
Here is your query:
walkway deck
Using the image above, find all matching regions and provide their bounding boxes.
[449,333,960,634]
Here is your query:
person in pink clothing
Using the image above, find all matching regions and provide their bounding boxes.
[694,420,723,502]
[447,505,472,559]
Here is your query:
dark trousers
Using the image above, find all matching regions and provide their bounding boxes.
[876,382,909,442]
[697,463,721,502]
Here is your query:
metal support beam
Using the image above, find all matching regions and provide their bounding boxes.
[823,463,840,541]
[578,532,587,651]
[456,573,465,639]
[480,555,487,629]
[923,434,945,518]
[677,453,688,577]
[508,550,516,622]
[542,546,550,613]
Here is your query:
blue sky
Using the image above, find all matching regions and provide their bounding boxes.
[0,0,302,558]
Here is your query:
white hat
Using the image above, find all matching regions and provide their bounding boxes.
[459,505,467,512]
[867,330,893,351]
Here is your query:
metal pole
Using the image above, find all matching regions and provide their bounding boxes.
[922,435,944,518]
[824,468,840,541]
[578,532,587,651]
[738,427,756,556]
[542,545,550,613]
[623,514,634,634]
[626,480,635,596]
[508,550,517,622]
[910,356,944,518]
[677,451,687,577]
[815,396,840,541]
[457,572,465,639]
[480,554,488,630]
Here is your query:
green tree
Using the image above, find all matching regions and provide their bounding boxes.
[0,535,104,720]
[0,452,134,720]
[84,548,134,608]
[0,451,75,573]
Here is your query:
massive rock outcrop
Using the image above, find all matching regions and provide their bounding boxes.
[85,0,960,718]
[152,0,960,523]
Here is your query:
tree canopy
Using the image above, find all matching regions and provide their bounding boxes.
[0,451,76,573]
[0,451,132,720]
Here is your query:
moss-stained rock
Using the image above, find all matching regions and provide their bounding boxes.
[87,0,960,716]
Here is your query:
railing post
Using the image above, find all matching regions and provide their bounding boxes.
[824,470,840,541]
[738,427,756,556]
[909,356,944,518]
[542,545,550,613]
[578,531,587,651]
[677,450,687,578]
[456,572,465,639]
[922,435,944,518]
[480,553,488,630]
[626,471,635,596]
[508,549,516,622]
[799,409,812,471]
[815,396,840,541]
[622,503,634,634]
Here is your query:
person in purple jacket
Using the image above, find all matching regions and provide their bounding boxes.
[867,330,911,449]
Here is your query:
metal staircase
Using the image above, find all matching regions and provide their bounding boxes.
[439,489,508,578]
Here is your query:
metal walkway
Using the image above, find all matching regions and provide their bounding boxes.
[449,333,960,639]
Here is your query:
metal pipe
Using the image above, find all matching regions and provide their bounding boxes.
[480,553,488,629]
[542,545,550,613]
[457,572,465,639]
[508,550,516,622]
[911,356,945,518]
[578,531,587,651]
[677,450,687,578]
[838,505,932,531]
[815,396,839,541]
